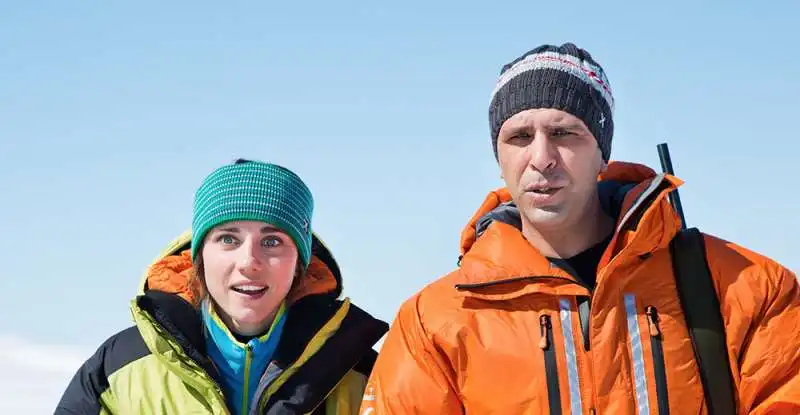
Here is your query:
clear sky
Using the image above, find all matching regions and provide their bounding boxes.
[1,1,798,412]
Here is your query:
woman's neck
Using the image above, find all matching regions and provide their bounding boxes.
[206,300,282,345]
[224,313,276,342]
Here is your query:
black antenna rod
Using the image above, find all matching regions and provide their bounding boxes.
[657,142,687,230]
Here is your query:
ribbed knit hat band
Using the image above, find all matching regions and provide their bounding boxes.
[489,43,615,162]
[191,160,314,267]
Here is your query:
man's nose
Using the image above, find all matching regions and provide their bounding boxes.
[528,133,558,172]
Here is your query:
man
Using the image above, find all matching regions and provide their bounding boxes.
[360,43,800,414]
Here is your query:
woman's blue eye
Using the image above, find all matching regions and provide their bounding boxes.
[262,237,281,248]
[219,235,237,244]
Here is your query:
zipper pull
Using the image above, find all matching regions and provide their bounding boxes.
[539,315,551,350]
[645,306,660,337]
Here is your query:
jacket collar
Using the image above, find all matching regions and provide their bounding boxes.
[134,291,221,381]
[201,298,287,366]
[454,161,684,298]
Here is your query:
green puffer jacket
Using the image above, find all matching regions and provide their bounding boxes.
[55,230,388,414]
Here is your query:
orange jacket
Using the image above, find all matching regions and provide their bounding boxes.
[361,161,800,414]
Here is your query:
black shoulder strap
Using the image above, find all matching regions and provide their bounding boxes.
[670,227,737,414]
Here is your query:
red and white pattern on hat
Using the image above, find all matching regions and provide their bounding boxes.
[490,51,615,113]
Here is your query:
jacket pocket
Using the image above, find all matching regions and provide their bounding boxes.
[539,314,562,415]
[626,294,670,414]
[646,305,670,415]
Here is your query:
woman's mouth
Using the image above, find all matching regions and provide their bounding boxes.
[231,285,268,298]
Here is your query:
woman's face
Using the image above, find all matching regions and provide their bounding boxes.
[201,220,298,336]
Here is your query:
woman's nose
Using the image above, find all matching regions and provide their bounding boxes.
[238,241,264,274]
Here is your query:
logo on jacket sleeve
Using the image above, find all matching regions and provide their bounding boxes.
[360,386,376,414]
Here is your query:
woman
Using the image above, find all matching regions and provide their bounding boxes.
[56,159,388,414]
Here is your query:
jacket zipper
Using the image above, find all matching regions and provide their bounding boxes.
[645,306,669,415]
[242,344,253,415]
[539,314,562,415]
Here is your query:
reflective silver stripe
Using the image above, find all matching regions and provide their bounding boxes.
[616,173,667,233]
[559,299,583,415]
[624,294,651,414]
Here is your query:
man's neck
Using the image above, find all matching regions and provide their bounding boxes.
[521,199,615,259]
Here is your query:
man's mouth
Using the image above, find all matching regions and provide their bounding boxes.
[528,185,563,195]
[530,187,560,195]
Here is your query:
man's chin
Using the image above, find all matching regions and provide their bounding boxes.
[520,206,569,229]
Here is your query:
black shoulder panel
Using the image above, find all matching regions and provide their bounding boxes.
[54,326,151,414]
[104,326,151,375]
[353,348,378,376]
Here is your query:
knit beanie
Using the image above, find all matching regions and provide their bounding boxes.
[489,42,615,162]
[191,159,315,267]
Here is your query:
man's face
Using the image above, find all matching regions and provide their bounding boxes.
[496,108,606,233]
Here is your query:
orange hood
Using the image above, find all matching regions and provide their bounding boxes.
[455,161,685,288]
[138,229,343,307]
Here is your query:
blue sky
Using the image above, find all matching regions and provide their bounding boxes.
[1,1,798,411]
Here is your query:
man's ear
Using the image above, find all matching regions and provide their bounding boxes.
[597,150,608,174]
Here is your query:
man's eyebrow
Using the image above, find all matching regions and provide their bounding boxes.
[504,126,530,136]
[551,120,585,130]
[261,225,281,233]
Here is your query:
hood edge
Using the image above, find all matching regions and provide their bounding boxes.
[137,229,344,299]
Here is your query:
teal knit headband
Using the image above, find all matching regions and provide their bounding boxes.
[191,159,314,267]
